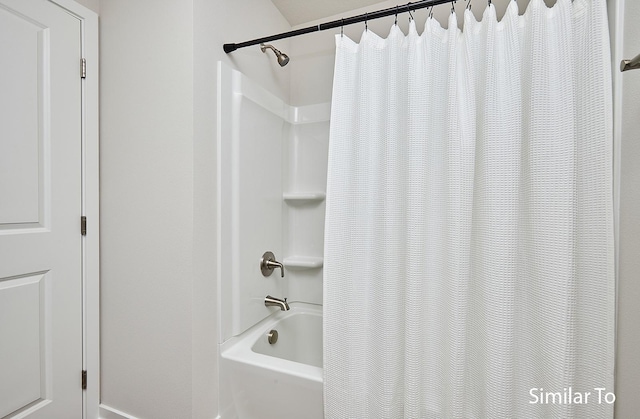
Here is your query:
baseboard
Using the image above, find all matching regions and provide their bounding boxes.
[99,404,140,419]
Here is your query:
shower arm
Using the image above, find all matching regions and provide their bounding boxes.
[223,0,452,53]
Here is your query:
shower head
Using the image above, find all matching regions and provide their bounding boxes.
[260,43,289,67]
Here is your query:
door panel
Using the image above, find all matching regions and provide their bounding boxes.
[0,273,46,417]
[0,2,44,226]
[0,0,82,418]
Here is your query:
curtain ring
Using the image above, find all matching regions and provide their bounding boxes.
[406,4,414,21]
[341,18,344,37]
[428,5,434,19]
[467,0,472,10]
[365,12,368,31]
[395,5,399,25]
[451,1,455,14]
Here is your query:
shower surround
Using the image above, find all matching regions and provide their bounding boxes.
[216,62,328,418]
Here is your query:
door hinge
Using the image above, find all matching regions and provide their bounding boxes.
[82,370,87,390]
[81,58,86,79]
[81,216,87,236]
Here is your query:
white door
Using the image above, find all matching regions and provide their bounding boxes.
[0,0,83,417]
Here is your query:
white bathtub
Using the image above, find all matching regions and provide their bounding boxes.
[220,302,323,419]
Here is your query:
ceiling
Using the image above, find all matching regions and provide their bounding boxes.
[270,0,560,27]
[271,0,387,27]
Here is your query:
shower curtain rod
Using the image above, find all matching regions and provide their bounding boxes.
[223,0,453,53]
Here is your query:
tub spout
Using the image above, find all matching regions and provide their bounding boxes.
[265,295,290,311]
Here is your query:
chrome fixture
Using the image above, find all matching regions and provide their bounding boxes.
[265,295,290,311]
[267,329,278,344]
[260,43,289,67]
[260,251,284,277]
[621,53,640,72]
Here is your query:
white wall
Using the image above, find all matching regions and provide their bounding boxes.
[100,1,194,418]
[100,0,291,418]
[614,0,640,415]
[73,0,99,14]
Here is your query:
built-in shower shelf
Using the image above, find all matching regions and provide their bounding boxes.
[283,256,324,269]
[283,192,326,203]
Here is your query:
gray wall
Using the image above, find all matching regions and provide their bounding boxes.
[100,1,194,417]
[73,0,98,13]
[615,0,640,415]
[99,0,290,417]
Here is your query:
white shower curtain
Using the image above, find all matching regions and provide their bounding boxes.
[323,0,614,417]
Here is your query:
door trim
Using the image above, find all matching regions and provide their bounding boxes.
[47,1,99,418]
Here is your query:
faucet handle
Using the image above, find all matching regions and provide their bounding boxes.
[260,251,284,278]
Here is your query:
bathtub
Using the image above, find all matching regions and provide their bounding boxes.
[220,302,323,419]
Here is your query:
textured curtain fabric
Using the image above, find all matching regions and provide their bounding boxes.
[323,0,614,417]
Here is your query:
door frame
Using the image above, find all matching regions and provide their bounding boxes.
[46,1,99,418]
